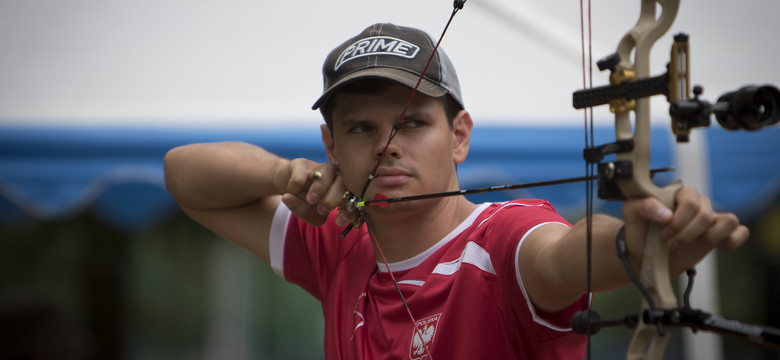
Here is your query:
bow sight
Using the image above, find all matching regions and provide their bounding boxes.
[573,33,780,142]
[575,32,780,202]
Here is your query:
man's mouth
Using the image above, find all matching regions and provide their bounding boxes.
[372,168,412,187]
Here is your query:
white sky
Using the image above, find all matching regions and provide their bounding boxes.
[0,0,778,128]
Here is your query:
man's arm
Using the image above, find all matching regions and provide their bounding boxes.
[163,141,348,263]
[518,186,749,313]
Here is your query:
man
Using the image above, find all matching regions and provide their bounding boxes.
[164,23,747,359]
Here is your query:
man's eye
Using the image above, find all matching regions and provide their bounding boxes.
[403,120,425,129]
[349,124,373,134]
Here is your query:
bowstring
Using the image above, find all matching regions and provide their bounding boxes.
[354,4,464,360]
[361,211,435,359]
[359,6,463,200]
[579,0,595,358]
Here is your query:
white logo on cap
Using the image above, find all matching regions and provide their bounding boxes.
[335,36,420,71]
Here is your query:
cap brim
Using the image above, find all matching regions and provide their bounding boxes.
[311,68,448,110]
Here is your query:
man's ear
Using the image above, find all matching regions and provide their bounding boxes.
[321,124,339,166]
[452,110,473,164]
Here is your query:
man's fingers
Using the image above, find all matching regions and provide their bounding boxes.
[623,196,673,224]
[307,165,336,207]
[662,188,714,244]
[286,159,317,196]
[318,176,360,227]
[280,193,327,226]
[334,211,358,228]
[622,186,748,276]
[282,161,355,227]
[316,175,346,215]
[705,213,749,249]
[724,224,750,249]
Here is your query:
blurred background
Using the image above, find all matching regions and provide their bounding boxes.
[1,0,778,359]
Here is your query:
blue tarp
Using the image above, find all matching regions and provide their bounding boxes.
[1,124,778,231]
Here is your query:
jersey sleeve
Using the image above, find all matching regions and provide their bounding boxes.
[268,202,363,301]
[481,200,587,343]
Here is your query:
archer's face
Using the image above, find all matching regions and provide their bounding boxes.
[321,83,471,206]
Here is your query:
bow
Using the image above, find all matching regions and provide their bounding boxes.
[572,0,780,359]
[582,1,682,358]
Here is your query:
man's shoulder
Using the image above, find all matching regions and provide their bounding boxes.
[476,199,557,223]
[467,199,568,246]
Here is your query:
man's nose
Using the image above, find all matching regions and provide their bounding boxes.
[373,126,402,159]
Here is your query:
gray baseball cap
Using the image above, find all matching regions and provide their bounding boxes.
[312,23,464,110]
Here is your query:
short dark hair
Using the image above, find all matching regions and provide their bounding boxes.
[319,78,463,132]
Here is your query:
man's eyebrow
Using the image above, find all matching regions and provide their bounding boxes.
[398,110,434,122]
[334,109,435,128]
[335,118,372,128]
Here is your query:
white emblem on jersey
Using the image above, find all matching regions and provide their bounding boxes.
[350,292,367,341]
[409,313,441,359]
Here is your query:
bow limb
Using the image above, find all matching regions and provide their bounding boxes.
[611,0,681,359]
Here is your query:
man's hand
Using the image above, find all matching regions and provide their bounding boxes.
[622,186,749,274]
[275,158,358,227]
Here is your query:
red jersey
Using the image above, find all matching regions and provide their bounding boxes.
[269,199,587,359]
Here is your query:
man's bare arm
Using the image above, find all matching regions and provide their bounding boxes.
[518,186,749,313]
[163,141,347,263]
